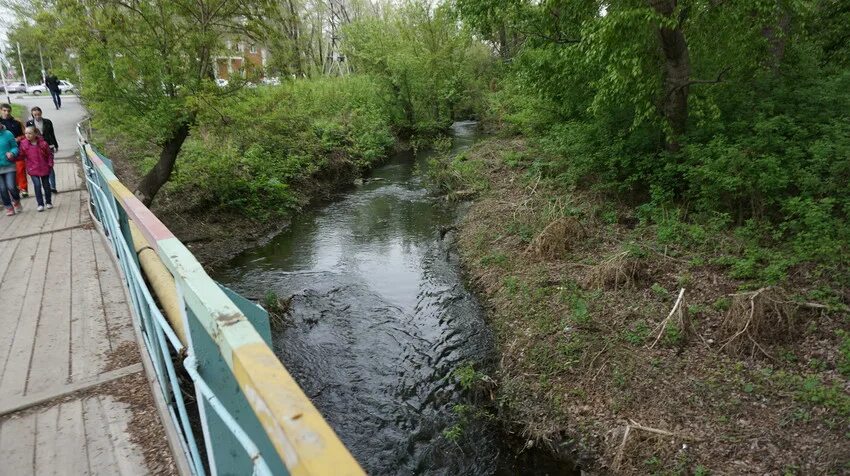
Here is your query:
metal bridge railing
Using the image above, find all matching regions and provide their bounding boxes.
[76,122,364,476]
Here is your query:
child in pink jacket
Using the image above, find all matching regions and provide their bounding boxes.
[18,126,54,211]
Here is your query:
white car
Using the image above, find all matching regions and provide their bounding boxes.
[27,80,76,95]
[1,82,27,93]
[215,78,229,87]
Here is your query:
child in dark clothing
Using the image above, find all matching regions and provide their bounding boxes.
[17,126,54,211]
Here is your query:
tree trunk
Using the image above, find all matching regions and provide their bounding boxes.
[650,0,690,152]
[762,9,791,73]
[498,24,509,60]
[135,121,190,206]
[286,0,305,77]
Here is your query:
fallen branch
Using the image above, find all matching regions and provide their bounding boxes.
[649,288,685,349]
[613,424,631,472]
[627,419,677,437]
[613,419,691,471]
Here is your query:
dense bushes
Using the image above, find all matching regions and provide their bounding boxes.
[343,0,493,137]
[165,76,396,217]
[468,3,850,287]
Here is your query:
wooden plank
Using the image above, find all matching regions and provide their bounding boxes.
[0,237,20,283]
[0,414,36,474]
[55,399,90,475]
[54,163,77,191]
[100,395,147,475]
[70,227,112,381]
[82,395,121,476]
[92,234,135,346]
[38,192,64,233]
[0,207,29,241]
[0,236,41,394]
[0,364,142,416]
[0,233,53,400]
[61,191,81,228]
[27,230,73,395]
[33,403,60,475]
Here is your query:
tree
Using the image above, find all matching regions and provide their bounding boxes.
[47,0,270,205]
[458,0,790,152]
[343,0,491,135]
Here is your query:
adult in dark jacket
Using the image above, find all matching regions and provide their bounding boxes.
[45,73,61,110]
[0,103,27,197]
[45,73,62,110]
[26,106,59,193]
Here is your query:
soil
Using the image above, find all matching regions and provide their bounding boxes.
[449,137,850,475]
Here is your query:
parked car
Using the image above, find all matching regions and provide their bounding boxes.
[215,78,229,87]
[26,80,76,95]
[1,82,27,93]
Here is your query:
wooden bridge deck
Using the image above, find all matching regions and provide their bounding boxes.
[0,97,170,475]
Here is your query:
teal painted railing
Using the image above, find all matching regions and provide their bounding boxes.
[76,122,364,476]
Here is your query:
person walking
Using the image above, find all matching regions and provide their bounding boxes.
[0,123,22,216]
[0,103,27,197]
[17,126,53,211]
[45,72,62,110]
[26,106,59,193]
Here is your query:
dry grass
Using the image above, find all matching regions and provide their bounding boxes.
[719,286,798,359]
[526,216,585,260]
[582,250,648,290]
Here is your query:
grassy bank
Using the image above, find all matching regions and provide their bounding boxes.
[102,76,403,264]
[435,137,850,475]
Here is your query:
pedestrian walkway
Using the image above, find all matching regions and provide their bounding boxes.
[0,96,172,474]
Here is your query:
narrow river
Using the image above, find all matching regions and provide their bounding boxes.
[213,122,576,475]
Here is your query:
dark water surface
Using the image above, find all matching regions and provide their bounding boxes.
[214,122,577,475]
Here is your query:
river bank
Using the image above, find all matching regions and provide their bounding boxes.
[104,137,399,266]
[443,136,850,474]
[102,125,849,474]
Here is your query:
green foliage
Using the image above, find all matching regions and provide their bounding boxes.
[663,323,682,347]
[343,0,492,135]
[796,376,850,418]
[453,363,487,390]
[650,283,670,299]
[694,465,711,476]
[263,291,280,311]
[712,297,732,313]
[442,423,463,442]
[456,0,850,287]
[427,150,489,196]
[623,320,650,346]
[165,77,395,217]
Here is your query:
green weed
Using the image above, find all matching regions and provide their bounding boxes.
[623,320,650,346]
